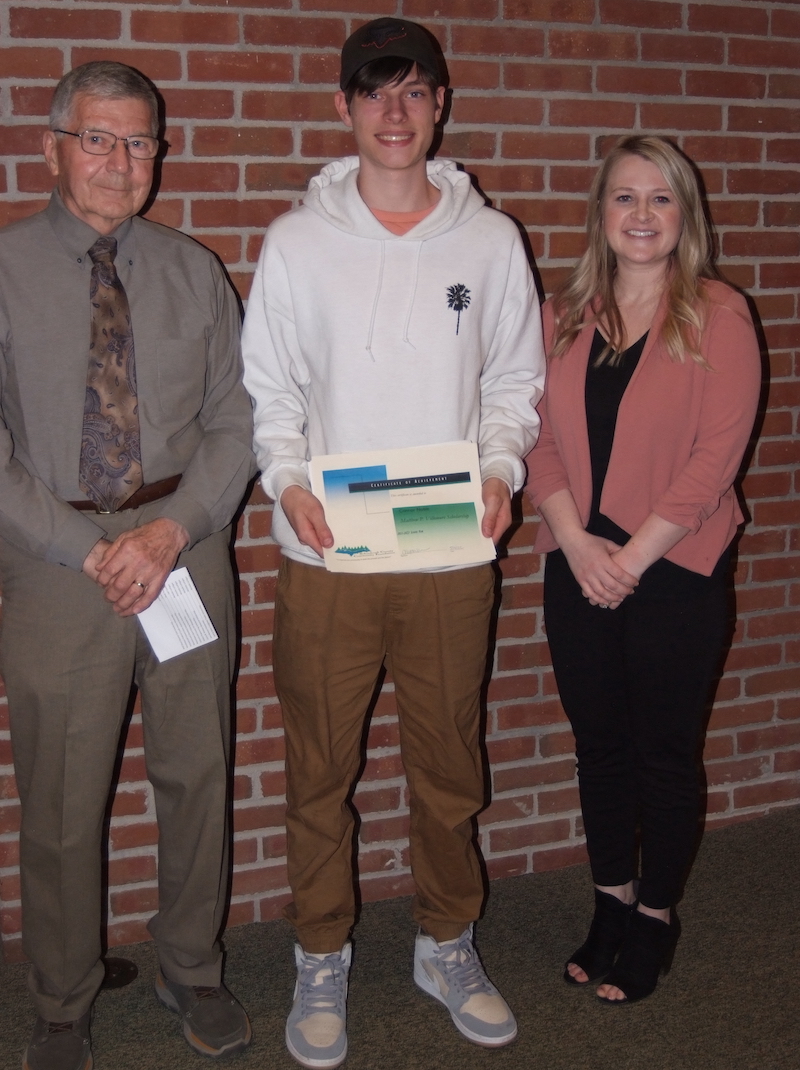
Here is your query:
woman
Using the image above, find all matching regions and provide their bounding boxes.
[526,135,761,1004]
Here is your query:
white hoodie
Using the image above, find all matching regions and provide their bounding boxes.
[242,156,545,565]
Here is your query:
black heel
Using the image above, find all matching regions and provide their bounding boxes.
[596,908,677,1005]
[563,889,636,986]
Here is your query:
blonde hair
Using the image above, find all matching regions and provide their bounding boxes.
[550,135,717,366]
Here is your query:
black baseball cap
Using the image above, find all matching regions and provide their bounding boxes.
[339,18,444,90]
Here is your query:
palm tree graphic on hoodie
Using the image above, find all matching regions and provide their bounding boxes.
[446,283,471,335]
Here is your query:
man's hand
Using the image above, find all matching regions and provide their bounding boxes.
[280,485,334,558]
[481,477,512,543]
[92,517,190,616]
[82,538,113,583]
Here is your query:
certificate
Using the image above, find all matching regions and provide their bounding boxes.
[309,441,496,573]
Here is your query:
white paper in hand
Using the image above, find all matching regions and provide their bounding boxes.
[137,567,218,662]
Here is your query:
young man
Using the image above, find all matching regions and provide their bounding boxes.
[242,18,545,1067]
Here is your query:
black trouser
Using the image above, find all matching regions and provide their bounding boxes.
[544,547,730,909]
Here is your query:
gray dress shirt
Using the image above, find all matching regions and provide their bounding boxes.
[0,192,255,570]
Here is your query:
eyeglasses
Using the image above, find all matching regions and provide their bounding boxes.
[54,128,159,160]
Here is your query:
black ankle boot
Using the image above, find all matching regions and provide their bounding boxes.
[563,888,636,986]
[596,908,677,1004]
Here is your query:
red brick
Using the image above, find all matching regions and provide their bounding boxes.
[641,32,723,64]
[301,129,355,159]
[109,822,158,852]
[733,779,800,809]
[108,854,157,886]
[759,434,800,465]
[706,198,759,226]
[406,0,495,15]
[489,817,572,853]
[450,96,544,126]
[550,99,636,129]
[738,723,800,754]
[232,864,289,896]
[769,74,800,101]
[109,789,149,817]
[503,61,590,94]
[768,139,800,164]
[728,168,800,196]
[157,163,239,194]
[503,131,590,161]
[683,136,763,164]
[706,756,770,786]
[296,52,339,87]
[556,29,639,60]
[359,871,416,902]
[189,51,294,85]
[765,201,800,228]
[740,471,792,501]
[110,886,159,916]
[729,39,800,71]
[600,0,682,29]
[0,47,62,79]
[703,734,734,761]
[11,6,120,39]
[725,232,800,258]
[438,131,497,160]
[233,803,286,833]
[141,198,184,229]
[298,0,390,9]
[452,26,545,58]
[132,11,237,43]
[193,127,292,158]
[777,696,800,722]
[72,49,182,81]
[0,124,47,155]
[730,106,800,134]
[505,0,594,18]
[686,70,766,99]
[244,15,345,47]
[11,86,53,117]
[745,667,800,699]
[640,103,722,131]
[688,3,768,35]
[243,91,336,124]
[533,843,588,871]
[775,750,800,774]
[596,65,682,96]
[161,89,234,120]
[707,701,774,731]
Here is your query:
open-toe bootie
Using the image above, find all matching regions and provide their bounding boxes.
[596,908,676,1005]
[563,888,636,986]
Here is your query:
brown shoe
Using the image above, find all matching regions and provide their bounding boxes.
[23,1011,92,1070]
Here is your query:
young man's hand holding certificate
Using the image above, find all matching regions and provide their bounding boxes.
[309,441,496,573]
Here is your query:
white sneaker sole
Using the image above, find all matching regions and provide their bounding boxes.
[285,1028,348,1069]
[413,961,518,1048]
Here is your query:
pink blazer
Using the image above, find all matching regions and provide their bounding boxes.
[525,280,762,576]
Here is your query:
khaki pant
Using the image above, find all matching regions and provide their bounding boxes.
[274,557,495,953]
[0,511,236,1021]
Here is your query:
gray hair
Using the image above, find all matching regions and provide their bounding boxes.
[49,61,159,135]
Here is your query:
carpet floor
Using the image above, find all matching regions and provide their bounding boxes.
[2,805,798,1070]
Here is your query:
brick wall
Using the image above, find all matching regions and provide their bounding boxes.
[0,0,798,960]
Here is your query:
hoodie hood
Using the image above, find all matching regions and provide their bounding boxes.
[303,156,485,240]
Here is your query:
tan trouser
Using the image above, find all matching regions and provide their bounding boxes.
[274,557,495,953]
[0,513,236,1021]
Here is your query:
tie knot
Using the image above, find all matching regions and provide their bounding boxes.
[88,236,118,265]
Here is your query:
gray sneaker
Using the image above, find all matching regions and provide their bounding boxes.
[23,1012,92,1070]
[285,943,351,1069]
[155,971,252,1058]
[414,926,517,1047]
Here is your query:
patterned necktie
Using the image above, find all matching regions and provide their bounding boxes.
[79,236,143,512]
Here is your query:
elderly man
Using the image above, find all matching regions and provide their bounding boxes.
[0,62,254,1070]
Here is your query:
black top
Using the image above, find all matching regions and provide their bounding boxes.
[582,328,728,594]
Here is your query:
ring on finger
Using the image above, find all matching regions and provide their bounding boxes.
[599,603,609,609]
[134,581,146,589]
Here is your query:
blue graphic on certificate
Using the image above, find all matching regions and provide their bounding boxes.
[309,441,496,573]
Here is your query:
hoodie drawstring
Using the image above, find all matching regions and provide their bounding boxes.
[365,240,385,361]
[401,242,422,349]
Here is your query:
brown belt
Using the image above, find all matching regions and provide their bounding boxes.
[68,474,182,513]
